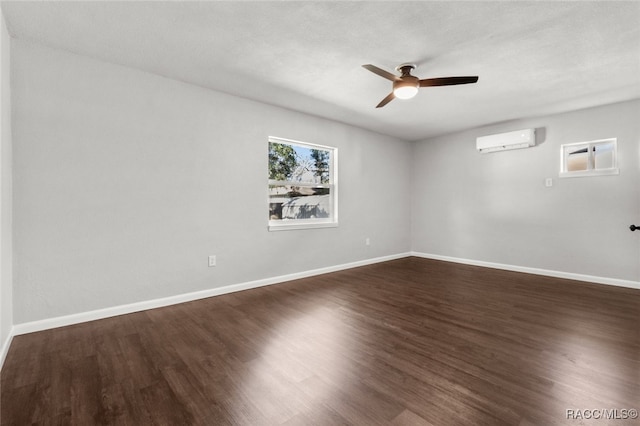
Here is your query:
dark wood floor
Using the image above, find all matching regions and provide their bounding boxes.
[2,257,639,425]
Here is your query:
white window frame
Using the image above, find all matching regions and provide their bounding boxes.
[559,138,619,178]
[268,136,338,231]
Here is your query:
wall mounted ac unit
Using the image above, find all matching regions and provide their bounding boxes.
[476,129,536,153]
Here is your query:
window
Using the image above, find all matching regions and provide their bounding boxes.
[268,136,337,231]
[560,138,619,178]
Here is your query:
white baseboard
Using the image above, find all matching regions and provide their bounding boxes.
[0,327,15,371]
[10,250,639,339]
[12,252,411,336]
[0,328,14,371]
[411,251,640,290]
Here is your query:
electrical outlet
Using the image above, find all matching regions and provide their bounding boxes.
[365,238,370,246]
[208,255,216,267]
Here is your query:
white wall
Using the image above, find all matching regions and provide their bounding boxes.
[8,36,639,329]
[412,100,640,283]
[0,9,13,362]
[11,40,412,324]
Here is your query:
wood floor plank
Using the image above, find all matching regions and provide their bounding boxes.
[2,257,638,425]
[390,408,435,426]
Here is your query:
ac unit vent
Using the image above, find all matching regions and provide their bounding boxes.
[476,129,536,153]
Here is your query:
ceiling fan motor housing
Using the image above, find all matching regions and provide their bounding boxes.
[393,64,419,99]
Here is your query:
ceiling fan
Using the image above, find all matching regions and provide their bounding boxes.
[362,63,478,108]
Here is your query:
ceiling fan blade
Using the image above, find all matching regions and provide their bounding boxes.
[363,64,400,82]
[419,76,479,87]
[376,92,395,108]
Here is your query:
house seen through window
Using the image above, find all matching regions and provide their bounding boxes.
[268,137,337,230]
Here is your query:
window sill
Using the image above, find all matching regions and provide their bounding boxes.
[559,168,619,178]
[268,221,339,232]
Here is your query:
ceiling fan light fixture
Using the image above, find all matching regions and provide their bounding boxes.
[393,85,419,99]
[393,79,419,99]
[363,63,478,108]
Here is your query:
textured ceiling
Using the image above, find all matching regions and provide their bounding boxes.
[2,1,640,141]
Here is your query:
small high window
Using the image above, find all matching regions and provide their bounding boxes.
[560,138,619,178]
[268,137,337,231]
